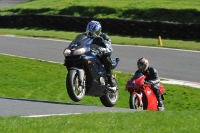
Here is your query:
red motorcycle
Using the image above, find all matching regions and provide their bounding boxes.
[125,71,165,111]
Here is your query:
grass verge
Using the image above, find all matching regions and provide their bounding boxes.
[1,53,200,132]
[0,111,200,133]
[1,54,200,110]
[1,1,200,132]
[1,0,200,23]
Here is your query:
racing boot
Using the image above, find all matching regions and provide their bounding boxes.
[107,75,116,91]
[157,95,165,111]
[108,83,116,91]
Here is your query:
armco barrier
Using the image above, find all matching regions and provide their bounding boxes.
[0,14,200,39]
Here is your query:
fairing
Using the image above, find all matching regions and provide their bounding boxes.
[126,71,165,110]
[64,35,119,96]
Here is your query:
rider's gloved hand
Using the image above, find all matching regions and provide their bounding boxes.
[98,47,105,54]
[144,80,152,84]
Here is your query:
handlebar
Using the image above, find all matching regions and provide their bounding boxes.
[90,48,99,53]
[90,47,104,55]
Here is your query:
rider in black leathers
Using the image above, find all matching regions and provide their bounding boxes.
[137,57,164,110]
[67,20,116,91]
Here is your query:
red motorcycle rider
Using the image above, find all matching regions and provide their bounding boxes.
[137,57,165,110]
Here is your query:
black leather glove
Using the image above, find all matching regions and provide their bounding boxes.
[144,80,152,84]
[98,47,105,54]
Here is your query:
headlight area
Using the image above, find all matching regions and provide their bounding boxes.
[63,49,71,56]
[73,48,86,55]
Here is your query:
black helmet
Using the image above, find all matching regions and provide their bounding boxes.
[137,57,149,72]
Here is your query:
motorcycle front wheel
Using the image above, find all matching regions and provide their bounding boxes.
[100,78,118,107]
[129,94,143,110]
[66,69,85,102]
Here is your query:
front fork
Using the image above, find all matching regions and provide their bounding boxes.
[77,69,85,86]
[70,68,85,90]
[133,91,143,107]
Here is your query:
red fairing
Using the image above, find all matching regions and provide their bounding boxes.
[126,75,146,91]
[125,71,165,111]
[143,86,158,110]
[134,76,146,89]
[135,75,146,84]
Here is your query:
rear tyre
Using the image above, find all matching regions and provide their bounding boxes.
[129,94,143,110]
[66,70,85,102]
[100,78,118,107]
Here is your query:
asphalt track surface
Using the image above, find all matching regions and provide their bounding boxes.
[0,36,137,117]
[0,0,137,117]
[0,0,28,8]
[0,1,200,117]
[0,97,134,117]
[1,34,200,117]
[0,36,200,82]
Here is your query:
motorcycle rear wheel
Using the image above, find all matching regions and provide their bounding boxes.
[66,70,85,102]
[100,78,118,107]
[129,94,143,110]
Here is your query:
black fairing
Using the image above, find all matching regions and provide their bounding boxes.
[64,35,119,96]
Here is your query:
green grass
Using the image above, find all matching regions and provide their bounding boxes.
[3,0,200,10]
[0,111,200,133]
[1,0,200,23]
[1,54,200,110]
[1,53,200,132]
[1,28,200,51]
[1,1,200,132]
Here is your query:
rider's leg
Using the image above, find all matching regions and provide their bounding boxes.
[102,56,116,90]
[153,84,164,108]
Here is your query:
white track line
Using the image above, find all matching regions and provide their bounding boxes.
[161,78,200,89]
[1,52,200,89]
[1,34,200,88]
[0,53,62,64]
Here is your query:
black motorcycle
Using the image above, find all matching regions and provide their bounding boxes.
[63,34,120,107]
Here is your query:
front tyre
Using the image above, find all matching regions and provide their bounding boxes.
[100,78,118,107]
[129,94,143,110]
[66,70,85,102]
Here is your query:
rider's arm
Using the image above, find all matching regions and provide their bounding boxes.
[148,67,160,84]
[99,33,113,55]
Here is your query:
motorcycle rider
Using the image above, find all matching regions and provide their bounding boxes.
[67,20,116,91]
[137,57,164,110]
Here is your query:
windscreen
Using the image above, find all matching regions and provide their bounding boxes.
[132,70,144,80]
[69,34,93,48]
